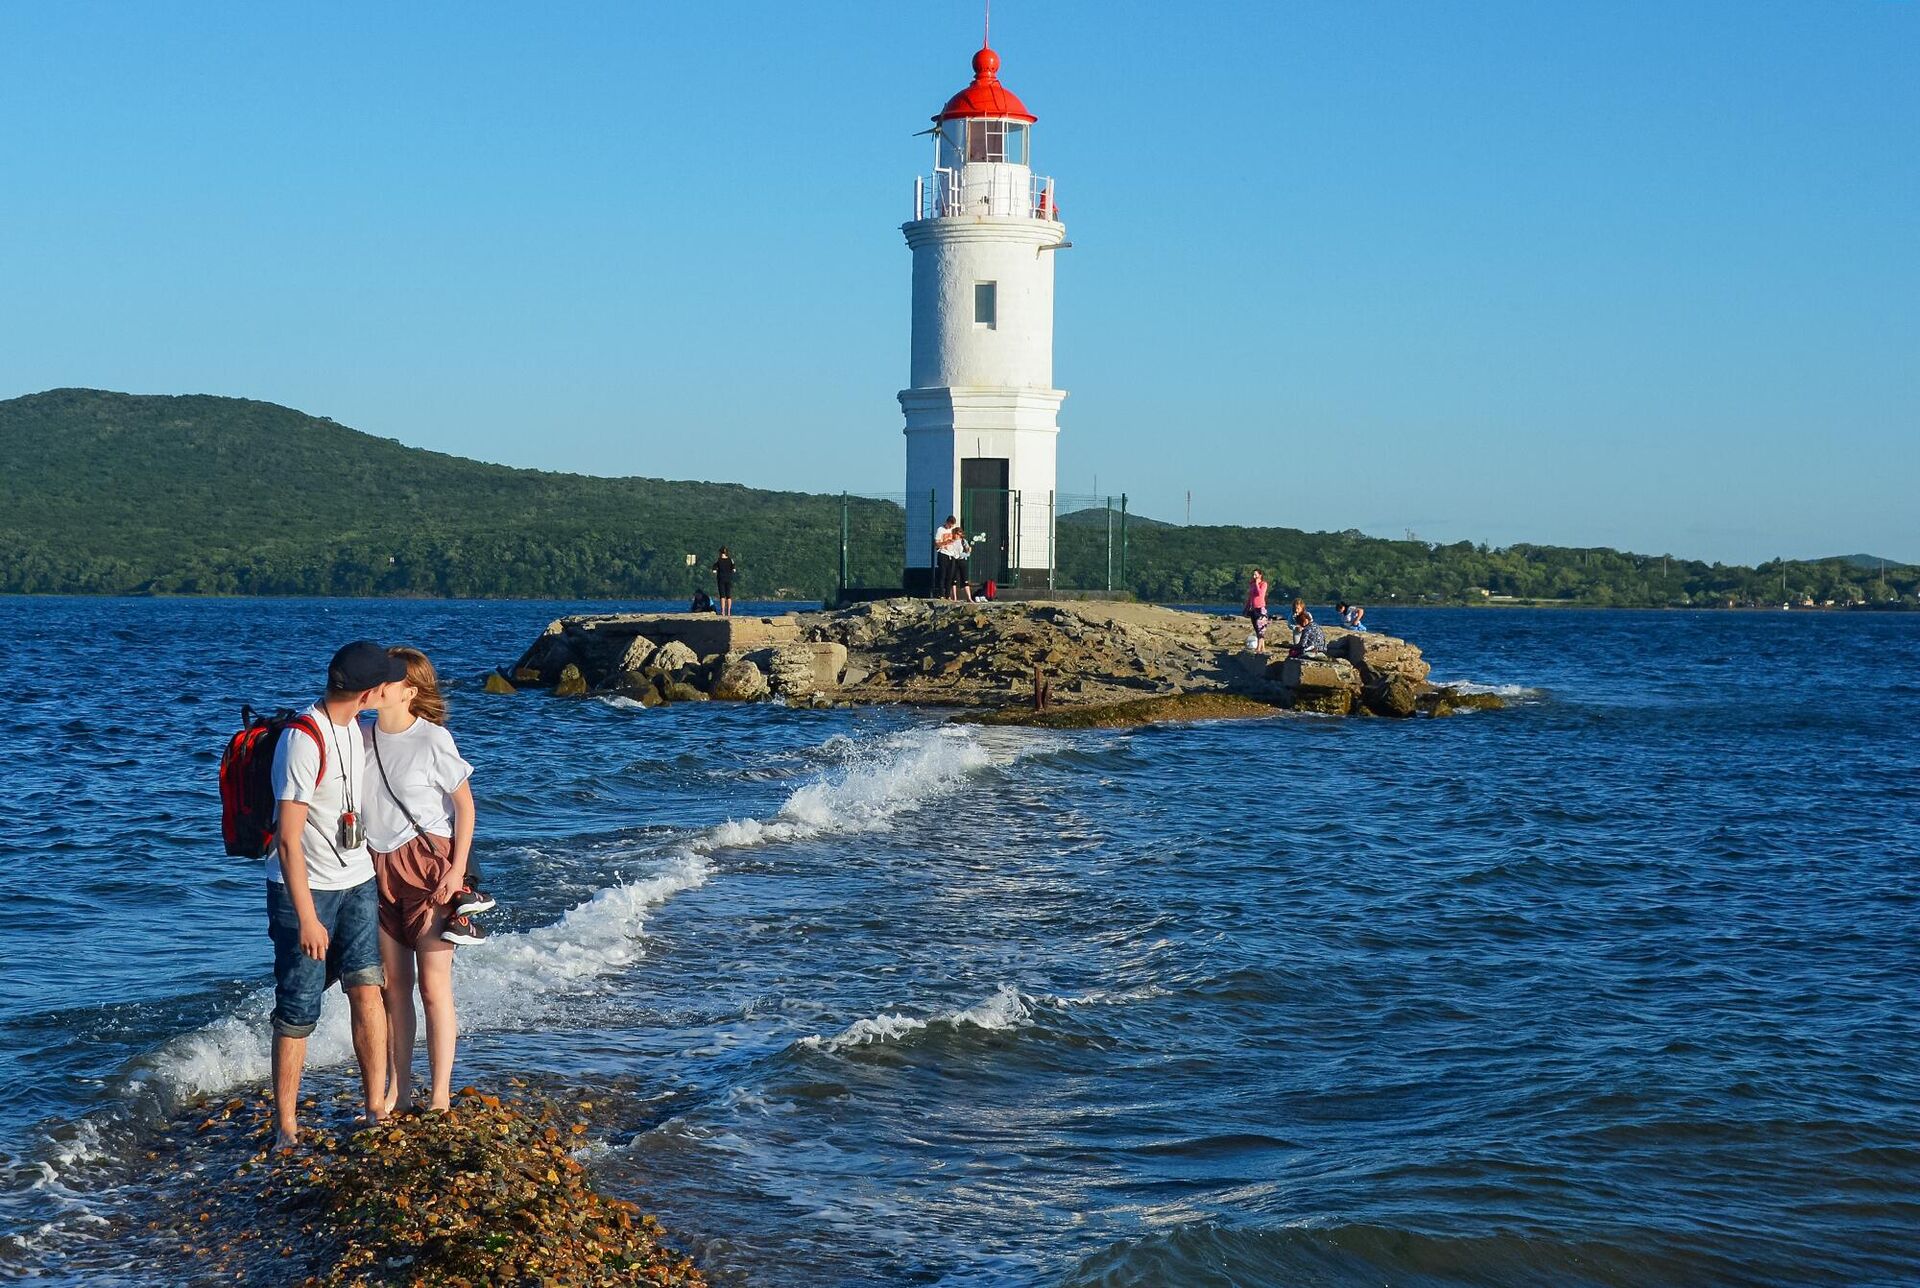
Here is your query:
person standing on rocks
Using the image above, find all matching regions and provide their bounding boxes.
[935,516,965,601]
[1245,570,1270,653]
[365,647,486,1115]
[267,641,405,1148]
[712,546,736,617]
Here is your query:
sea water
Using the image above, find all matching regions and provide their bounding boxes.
[0,598,1915,1286]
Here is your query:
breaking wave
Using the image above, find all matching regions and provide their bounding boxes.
[798,985,1034,1053]
[796,982,1165,1055]
[113,725,1020,1120]
[1437,680,1543,699]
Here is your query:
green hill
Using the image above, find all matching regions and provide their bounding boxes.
[1057,517,1915,608]
[0,389,903,598]
[1,388,1913,606]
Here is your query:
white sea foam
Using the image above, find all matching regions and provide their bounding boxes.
[128,851,713,1109]
[596,694,652,711]
[799,984,1034,1053]
[709,725,1007,849]
[119,724,1015,1114]
[1438,680,1542,699]
[1049,984,1170,1007]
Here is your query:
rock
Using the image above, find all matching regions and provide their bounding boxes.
[482,672,516,695]
[511,633,576,685]
[768,642,848,696]
[1336,632,1432,686]
[552,663,588,698]
[1227,651,1271,681]
[1363,674,1419,718]
[711,658,770,701]
[595,668,653,697]
[1277,656,1361,715]
[508,601,1461,723]
[1276,657,1360,691]
[660,681,710,703]
[650,640,699,674]
[609,634,658,677]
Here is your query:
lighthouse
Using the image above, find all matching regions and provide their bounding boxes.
[900,39,1067,594]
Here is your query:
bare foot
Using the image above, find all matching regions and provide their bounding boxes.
[273,1128,299,1151]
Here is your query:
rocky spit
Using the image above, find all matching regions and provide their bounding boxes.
[496,600,1503,723]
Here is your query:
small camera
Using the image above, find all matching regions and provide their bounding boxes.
[337,811,365,850]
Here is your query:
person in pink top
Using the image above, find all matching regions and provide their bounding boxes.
[1245,569,1270,653]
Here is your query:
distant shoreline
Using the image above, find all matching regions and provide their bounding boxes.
[1,590,1914,613]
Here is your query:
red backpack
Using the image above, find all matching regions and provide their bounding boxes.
[219,707,325,858]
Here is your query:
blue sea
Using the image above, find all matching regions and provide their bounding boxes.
[1,597,1915,1286]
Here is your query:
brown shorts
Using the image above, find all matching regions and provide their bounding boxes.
[372,833,457,945]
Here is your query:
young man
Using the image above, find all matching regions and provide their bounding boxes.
[266,640,407,1148]
[933,516,960,600]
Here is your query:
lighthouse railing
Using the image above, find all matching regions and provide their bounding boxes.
[916,168,1058,220]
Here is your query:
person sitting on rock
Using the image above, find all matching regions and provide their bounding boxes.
[1339,601,1368,632]
[1288,609,1328,660]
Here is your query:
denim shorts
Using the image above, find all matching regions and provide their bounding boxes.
[266,878,385,1038]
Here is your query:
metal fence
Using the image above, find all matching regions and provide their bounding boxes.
[835,492,910,596]
[1052,493,1131,594]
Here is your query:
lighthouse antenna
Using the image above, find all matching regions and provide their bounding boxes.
[983,0,990,47]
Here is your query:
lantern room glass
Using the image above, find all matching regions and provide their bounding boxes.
[937,118,1029,169]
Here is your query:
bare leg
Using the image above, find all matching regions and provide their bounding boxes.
[271,1033,306,1148]
[413,937,458,1111]
[346,983,389,1122]
[380,929,418,1113]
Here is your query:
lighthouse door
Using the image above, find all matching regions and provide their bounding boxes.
[960,458,1011,587]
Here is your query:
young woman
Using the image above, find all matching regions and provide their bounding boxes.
[1245,569,1270,653]
[712,546,737,618]
[363,647,486,1113]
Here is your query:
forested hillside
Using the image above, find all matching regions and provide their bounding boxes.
[2,389,1913,606]
[1056,520,1918,608]
[0,390,899,598]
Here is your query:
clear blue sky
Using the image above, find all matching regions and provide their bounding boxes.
[2,2,1913,564]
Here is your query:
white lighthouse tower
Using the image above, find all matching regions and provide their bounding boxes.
[900,39,1067,594]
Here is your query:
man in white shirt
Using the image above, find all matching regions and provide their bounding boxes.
[266,640,406,1148]
[935,515,964,601]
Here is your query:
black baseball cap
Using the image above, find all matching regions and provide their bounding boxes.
[327,640,408,692]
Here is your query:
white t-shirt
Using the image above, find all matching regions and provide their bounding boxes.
[360,715,473,854]
[268,704,376,891]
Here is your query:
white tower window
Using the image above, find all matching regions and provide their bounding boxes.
[975,281,997,328]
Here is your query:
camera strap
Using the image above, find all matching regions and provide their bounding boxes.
[372,727,430,842]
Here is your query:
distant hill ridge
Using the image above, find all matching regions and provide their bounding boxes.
[0,388,904,597]
[0,389,1913,605]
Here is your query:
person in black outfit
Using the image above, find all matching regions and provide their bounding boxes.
[712,547,736,617]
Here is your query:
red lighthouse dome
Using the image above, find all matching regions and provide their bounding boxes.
[935,45,1036,123]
